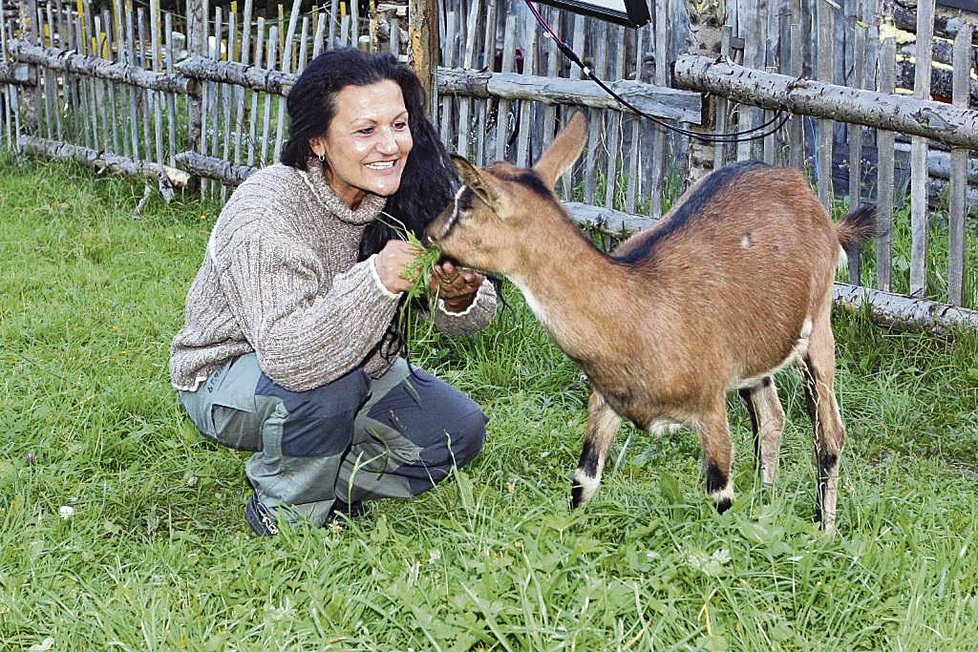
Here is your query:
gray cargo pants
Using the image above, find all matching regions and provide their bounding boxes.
[178,354,487,527]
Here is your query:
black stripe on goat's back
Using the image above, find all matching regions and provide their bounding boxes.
[613,159,771,265]
[513,170,553,198]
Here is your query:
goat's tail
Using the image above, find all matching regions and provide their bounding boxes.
[836,205,886,259]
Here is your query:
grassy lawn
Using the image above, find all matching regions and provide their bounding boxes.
[1,158,977,650]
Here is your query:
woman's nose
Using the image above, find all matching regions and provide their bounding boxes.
[376,130,399,155]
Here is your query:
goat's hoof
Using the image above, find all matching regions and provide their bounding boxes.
[715,498,733,514]
[570,484,584,509]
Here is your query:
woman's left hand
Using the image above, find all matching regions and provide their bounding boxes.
[430,261,484,311]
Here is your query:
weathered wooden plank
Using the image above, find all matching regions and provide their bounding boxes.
[876,37,896,293]
[948,22,973,305]
[8,39,194,93]
[259,26,278,166]
[672,53,978,149]
[832,283,978,334]
[175,149,254,184]
[20,134,190,187]
[909,0,935,298]
[437,67,701,123]
[816,0,834,210]
[177,53,293,95]
[0,58,35,84]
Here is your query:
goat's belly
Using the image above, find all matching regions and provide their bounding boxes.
[726,316,813,390]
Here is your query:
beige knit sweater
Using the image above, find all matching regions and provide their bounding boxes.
[169,162,496,392]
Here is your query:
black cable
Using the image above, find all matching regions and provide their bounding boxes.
[524,0,791,143]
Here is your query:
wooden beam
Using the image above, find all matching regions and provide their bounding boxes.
[0,61,35,85]
[19,136,190,191]
[176,55,294,95]
[9,40,196,94]
[437,68,701,123]
[408,0,438,114]
[673,53,978,149]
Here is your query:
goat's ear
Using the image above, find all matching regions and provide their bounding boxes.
[532,111,587,188]
[451,154,504,212]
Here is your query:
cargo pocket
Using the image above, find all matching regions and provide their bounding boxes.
[203,354,262,451]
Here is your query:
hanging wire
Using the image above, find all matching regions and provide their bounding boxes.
[523,0,791,143]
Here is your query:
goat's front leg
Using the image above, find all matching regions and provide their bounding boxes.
[694,399,736,513]
[571,390,622,508]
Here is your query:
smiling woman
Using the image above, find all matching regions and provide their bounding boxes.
[168,48,499,537]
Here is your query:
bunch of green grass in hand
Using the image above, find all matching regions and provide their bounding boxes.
[377,212,445,342]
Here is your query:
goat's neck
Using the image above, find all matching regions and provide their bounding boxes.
[510,220,632,362]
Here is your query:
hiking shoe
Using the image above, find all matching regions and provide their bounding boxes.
[331,499,370,520]
[244,493,279,536]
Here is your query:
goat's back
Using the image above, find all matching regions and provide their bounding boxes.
[612,162,839,386]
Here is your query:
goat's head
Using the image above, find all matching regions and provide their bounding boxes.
[426,111,588,275]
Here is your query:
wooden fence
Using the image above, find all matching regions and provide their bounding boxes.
[2,0,978,331]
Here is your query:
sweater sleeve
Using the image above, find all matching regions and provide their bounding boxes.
[431,278,497,336]
[218,233,400,391]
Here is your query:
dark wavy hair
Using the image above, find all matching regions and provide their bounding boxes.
[281,47,456,257]
[280,48,461,359]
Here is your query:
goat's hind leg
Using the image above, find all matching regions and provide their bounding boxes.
[738,376,786,494]
[800,314,845,535]
[571,390,622,508]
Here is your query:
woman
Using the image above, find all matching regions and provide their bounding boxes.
[170,48,496,536]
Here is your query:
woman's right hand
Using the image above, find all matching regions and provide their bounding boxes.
[374,240,421,293]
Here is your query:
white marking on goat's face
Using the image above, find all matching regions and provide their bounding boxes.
[438,186,466,240]
[572,467,602,504]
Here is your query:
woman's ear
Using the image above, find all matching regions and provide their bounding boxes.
[309,137,326,159]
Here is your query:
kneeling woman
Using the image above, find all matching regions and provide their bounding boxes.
[169,48,496,536]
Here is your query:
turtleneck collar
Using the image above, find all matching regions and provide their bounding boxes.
[297,159,387,225]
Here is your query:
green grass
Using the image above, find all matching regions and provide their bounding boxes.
[2,157,978,650]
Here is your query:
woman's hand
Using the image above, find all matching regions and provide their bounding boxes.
[430,260,484,312]
[375,240,422,293]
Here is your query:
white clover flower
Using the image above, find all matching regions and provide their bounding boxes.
[58,505,75,520]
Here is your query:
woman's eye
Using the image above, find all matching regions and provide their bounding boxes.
[394,120,409,131]
[357,127,375,136]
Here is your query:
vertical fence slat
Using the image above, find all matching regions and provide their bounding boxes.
[909,0,935,298]
[625,22,646,214]
[475,0,497,167]
[164,11,177,166]
[815,0,834,210]
[846,18,866,284]
[648,0,668,217]
[455,0,480,159]
[439,7,457,150]
[232,0,252,168]
[876,36,895,293]
[515,18,537,169]
[259,25,277,167]
[948,22,973,305]
[603,26,625,209]
[149,0,163,167]
[583,20,607,206]
[247,17,265,167]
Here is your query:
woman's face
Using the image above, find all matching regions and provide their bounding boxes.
[310,80,414,209]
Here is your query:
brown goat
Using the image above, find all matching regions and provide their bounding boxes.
[426,112,880,534]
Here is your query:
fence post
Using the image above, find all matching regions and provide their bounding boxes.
[682,0,725,185]
[16,0,38,135]
[408,0,438,117]
[185,0,205,157]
